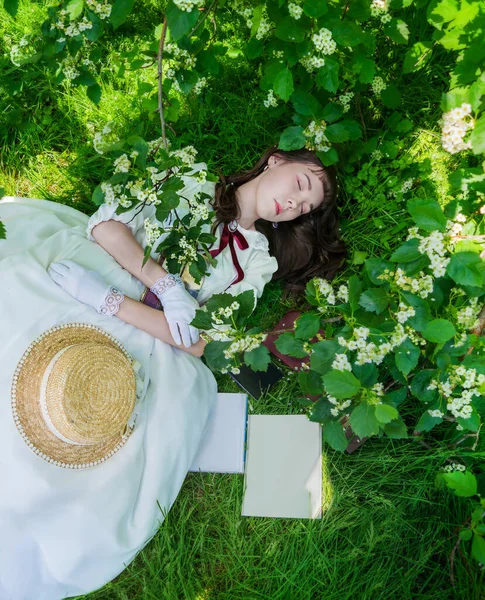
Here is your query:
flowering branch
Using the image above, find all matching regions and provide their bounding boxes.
[157,16,169,149]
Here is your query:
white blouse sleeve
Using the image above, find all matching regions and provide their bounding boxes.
[225,250,278,310]
[85,162,214,250]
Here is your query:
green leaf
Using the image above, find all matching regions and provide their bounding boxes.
[472,533,485,563]
[381,85,402,109]
[191,308,213,330]
[310,340,339,375]
[298,369,324,395]
[317,148,338,166]
[323,421,348,452]
[273,67,294,102]
[471,115,485,155]
[244,345,271,372]
[422,319,456,343]
[66,0,84,21]
[165,0,198,40]
[358,288,389,314]
[86,82,101,104]
[274,332,307,358]
[203,340,232,371]
[383,416,408,439]
[4,0,19,17]
[390,238,422,263]
[410,369,438,403]
[308,397,333,422]
[427,0,459,29]
[384,18,410,44]
[403,41,433,73]
[352,363,378,387]
[323,370,361,399]
[407,198,447,232]
[447,252,483,287]
[443,471,478,497]
[295,313,321,340]
[275,16,307,43]
[375,403,399,424]
[415,410,442,432]
[365,258,393,286]
[385,387,408,408]
[303,0,328,18]
[353,57,376,84]
[250,5,263,38]
[325,123,349,144]
[322,102,344,122]
[332,21,364,47]
[349,403,380,438]
[278,126,305,151]
[348,275,363,312]
[459,529,473,542]
[0,220,6,240]
[401,292,431,332]
[91,183,105,205]
[291,90,320,116]
[395,338,420,376]
[316,59,339,93]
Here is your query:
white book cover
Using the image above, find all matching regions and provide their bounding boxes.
[241,415,322,519]
[189,392,248,474]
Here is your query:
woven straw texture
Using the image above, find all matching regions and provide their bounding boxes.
[12,323,136,469]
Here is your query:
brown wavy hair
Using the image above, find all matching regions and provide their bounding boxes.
[211,145,347,290]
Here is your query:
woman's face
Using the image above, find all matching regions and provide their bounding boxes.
[254,154,325,223]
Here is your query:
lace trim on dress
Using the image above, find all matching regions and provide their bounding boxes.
[150,273,184,299]
[99,287,125,317]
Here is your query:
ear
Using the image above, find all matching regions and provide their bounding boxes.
[267,153,284,168]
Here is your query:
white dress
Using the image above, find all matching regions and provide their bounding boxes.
[0,165,278,600]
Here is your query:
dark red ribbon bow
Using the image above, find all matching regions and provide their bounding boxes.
[210,222,249,285]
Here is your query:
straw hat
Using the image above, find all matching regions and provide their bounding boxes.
[11,323,139,469]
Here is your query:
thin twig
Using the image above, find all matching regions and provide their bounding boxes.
[157,17,169,149]
[188,0,218,39]
[464,303,485,358]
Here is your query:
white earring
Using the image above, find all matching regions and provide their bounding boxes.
[263,165,268,171]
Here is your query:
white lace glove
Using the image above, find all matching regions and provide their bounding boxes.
[48,260,124,317]
[150,273,200,347]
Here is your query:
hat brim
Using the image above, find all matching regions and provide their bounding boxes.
[11,323,135,469]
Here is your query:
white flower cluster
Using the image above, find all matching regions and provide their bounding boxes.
[300,55,325,73]
[60,55,80,81]
[10,36,37,67]
[337,284,349,303]
[93,123,118,154]
[100,182,132,208]
[173,0,204,11]
[113,154,131,174]
[171,236,197,263]
[428,365,485,420]
[314,277,336,305]
[428,409,444,418]
[164,43,197,83]
[55,9,93,37]
[441,103,474,154]
[237,4,271,40]
[329,396,352,417]
[288,2,303,19]
[457,297,481,331]
[304,121,331,152]
[338,324,408,366]
[405,325,427,347]
[144,219,161,246]
[188,194,210,222]
[147,137,170,155]
[371,76,387,95]
[172,145,198,167]
[85,0,112,19]
[312,28,337,55]
[418,230,450,278]
[263,89,278,108]
[400,178,414,194]
[332,353,352,372]
[452,332,468,348]
[446,212,467,236]
[337,92,354,113]
[193,77,207,95]
[442,462,466,472]
[396,302,416,324]
[223,332,268,360]
[211,302,240,325]
[370,0,391,22]
[379,268,434,299]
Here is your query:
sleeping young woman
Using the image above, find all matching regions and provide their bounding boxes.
[0,145,345,600]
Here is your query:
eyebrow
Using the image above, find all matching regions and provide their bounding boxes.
[305,173,312,190]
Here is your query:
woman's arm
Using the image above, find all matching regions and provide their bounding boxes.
[116,294,206,358]
[91,219,166,288]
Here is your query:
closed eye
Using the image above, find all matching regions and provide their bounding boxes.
[297,177,301,191]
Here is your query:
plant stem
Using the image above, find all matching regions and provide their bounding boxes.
[157,16,168,149]
[188,0,218,38]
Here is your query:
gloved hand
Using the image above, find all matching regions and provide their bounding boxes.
[48,260,124,317]
[150,273,200,347]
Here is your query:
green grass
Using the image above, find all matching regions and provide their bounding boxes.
[1,2,484,598]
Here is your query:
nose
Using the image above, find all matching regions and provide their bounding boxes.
[286,197,301,211]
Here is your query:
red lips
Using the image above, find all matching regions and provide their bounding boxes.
[274,199,282,215]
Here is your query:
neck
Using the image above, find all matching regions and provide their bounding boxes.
[235,180,258,230]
